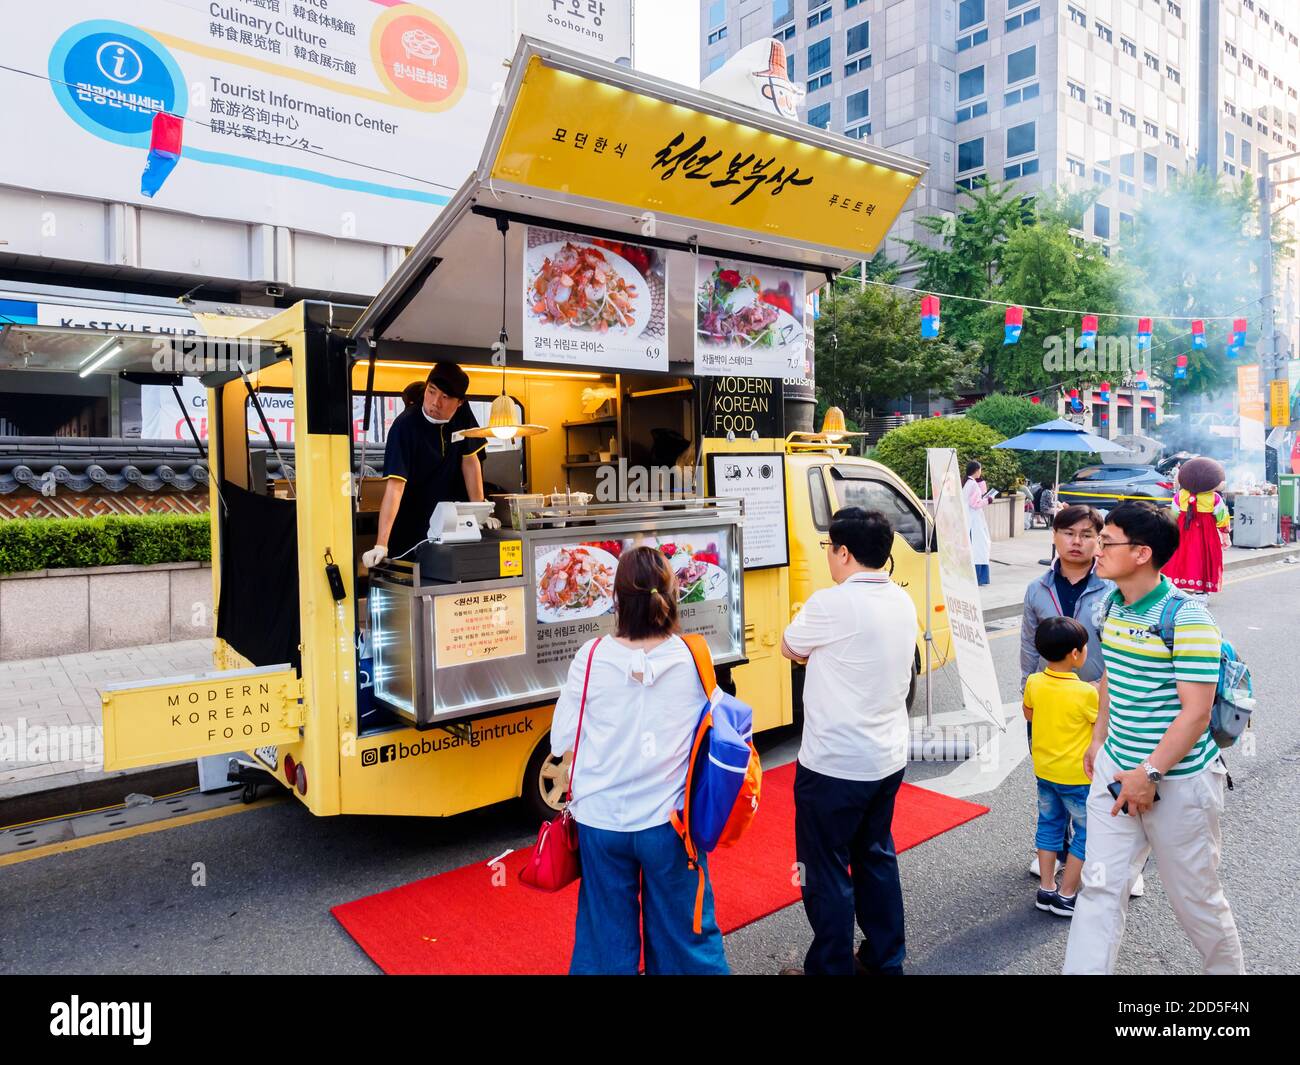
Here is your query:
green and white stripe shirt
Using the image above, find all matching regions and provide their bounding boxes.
[1101,576,1220,777]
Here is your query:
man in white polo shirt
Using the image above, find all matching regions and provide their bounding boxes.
[781,507,920,975]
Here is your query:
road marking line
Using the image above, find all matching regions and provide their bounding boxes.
[0,795,285,868]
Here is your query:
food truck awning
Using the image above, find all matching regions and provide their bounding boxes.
[0,323,291,383]
[350,38,927,357]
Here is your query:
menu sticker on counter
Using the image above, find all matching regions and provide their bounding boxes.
[434,587,526,668]
[499,539,523,577]
[707,454,789,570]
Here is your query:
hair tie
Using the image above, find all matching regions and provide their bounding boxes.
[650,587,661,598]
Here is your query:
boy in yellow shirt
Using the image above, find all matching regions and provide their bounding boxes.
[1023,616,1098,918]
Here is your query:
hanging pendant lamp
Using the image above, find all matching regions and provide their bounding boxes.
[461,220,547,441]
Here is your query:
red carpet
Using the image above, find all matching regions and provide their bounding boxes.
[332,762,988,974]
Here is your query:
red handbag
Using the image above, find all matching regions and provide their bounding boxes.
[519,638,600,892]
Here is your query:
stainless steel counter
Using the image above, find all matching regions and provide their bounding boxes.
[369,497,745,728]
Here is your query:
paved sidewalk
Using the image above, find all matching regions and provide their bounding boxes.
[981,528,1300,620]
[0,639,214,808]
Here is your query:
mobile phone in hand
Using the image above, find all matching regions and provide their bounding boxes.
[1107,780,1161,815]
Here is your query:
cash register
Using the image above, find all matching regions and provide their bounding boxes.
[418,501,522,583]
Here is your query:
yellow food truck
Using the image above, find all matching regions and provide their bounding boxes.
[0,40,949,822]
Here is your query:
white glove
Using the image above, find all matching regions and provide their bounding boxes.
[481,514,502,530]
[362,544,388,569]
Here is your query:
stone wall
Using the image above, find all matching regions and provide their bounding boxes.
[0,562,212,661]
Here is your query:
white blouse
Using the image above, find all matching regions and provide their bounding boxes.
[549,635,708,833]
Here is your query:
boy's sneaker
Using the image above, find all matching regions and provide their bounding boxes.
[1035,887,1057,912]
[1049,892,1076,918]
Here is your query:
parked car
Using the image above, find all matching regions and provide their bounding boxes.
[1055,464,1176,512]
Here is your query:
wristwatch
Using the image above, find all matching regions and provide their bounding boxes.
[1141,759,1162,783]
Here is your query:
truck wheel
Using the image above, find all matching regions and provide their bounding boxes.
[522,733,570,825]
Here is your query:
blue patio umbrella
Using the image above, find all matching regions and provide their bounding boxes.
[993,417,1128,501]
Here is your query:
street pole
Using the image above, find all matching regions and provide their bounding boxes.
[1259,151,1300,484]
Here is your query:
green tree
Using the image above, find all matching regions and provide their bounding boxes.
[987,215,1127,394]
[874,417,1022,498]
[817,282,977,426]
[904,178,1031,355]
[1120,170,1278,398]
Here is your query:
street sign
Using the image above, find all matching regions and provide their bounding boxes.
[101,665,302,771]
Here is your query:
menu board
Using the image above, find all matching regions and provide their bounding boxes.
[707,454,789,570]
[532,531,735,666]
[522,225,669,372]
[433,587,526,668]
[694,256,806,378]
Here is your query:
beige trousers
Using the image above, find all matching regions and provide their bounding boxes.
[1063,747,1244,974]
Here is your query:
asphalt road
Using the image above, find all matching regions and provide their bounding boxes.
[2,560,1296,975]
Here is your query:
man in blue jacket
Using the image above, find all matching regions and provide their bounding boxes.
[1019,504,1148,896]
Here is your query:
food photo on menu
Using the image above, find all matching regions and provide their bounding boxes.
[694,256,805,376]
[523,226,667,370]
[533,534,730,623]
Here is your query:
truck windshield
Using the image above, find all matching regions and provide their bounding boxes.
[828,469,930,551]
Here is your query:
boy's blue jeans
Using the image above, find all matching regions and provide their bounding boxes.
[1035,778,1089,863]
[570,821,729,975]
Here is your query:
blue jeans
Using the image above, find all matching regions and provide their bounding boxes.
[794,763,906,976]
[1028,725,1071,864]
[975,563,991,586]
[570,821,729,975]
[1035,778,1089,863]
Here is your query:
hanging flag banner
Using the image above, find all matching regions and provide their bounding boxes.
[1098,381,1112,403]
[920,294,940,338]
[1191,319,1207,349]
[1003,305,1023,345]
[140,111,182,198]
[1136,317,1152,350]
[925,447,1003,729]
[1174,355,1188,380]
[1134,369,1149,391]
[522,226,668,372]
[1079,315,1098,349]
[1231,318,1248,349]
[693,255,806,378]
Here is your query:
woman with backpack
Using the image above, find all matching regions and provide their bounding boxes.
[549,545,730,975]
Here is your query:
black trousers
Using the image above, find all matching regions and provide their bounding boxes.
[794,762,906,976]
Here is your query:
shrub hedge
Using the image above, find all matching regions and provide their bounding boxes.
[0,515,211,575]
[874,417,1023,498]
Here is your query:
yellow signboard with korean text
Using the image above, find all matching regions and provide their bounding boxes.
[1271,378,1290,427]
[101,666,302,771]
[490,58,921,255]
[433,587,527,668]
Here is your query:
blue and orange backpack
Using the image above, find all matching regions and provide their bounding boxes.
[672,634,762,933]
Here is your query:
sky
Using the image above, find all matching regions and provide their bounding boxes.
[635,0,701,88]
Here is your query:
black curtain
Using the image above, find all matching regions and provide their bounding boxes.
[216,482,301,671]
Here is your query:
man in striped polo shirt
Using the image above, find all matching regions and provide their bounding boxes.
[1063,501,1243,974]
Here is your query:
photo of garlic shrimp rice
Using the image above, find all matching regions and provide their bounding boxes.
[527,240,651,334]
[534,544,618,623]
